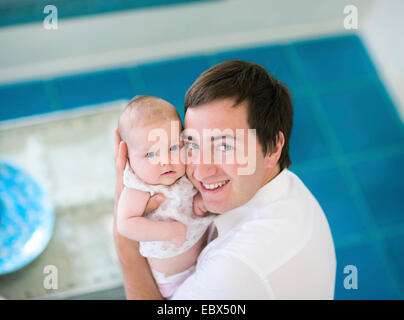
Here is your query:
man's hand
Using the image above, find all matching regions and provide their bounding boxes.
[113,128,164,300]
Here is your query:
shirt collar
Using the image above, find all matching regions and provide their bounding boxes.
[213,168,291,237]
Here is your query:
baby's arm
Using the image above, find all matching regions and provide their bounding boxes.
[117,186,187,246]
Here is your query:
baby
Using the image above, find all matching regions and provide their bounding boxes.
[117,95,214,299]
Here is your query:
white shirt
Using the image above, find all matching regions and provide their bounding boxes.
[171,169,337,299]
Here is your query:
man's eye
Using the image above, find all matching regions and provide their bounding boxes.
[145,152,155,158]
[169,145,179,152]
[218,144,233,151]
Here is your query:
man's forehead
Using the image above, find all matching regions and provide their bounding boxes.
[185,100,248,128]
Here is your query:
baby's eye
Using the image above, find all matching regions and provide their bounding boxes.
[185,142,199,150]
[145,151,155,158]
[169,144,179,152]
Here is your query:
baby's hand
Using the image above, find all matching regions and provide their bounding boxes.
[193,193,208,217]
[171,221,187,247]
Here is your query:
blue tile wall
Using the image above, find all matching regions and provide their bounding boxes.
[1,34,403,299]
[298,167,369,245]
[293,35,378,86]
[213,44,303,92]
[289,94,331,164]
[334,243,400,299]
[317,81,404,153]
[54,68,134,109]
[0,81,54,121]
[384,234,404,293]
[350,153,404,228]
[135,55,211,122]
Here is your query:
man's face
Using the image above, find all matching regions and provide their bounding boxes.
[184,98,271,214]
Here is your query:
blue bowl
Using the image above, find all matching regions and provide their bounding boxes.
[0,161,55,275]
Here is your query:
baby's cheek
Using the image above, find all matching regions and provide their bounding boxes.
[174,162,186,176]
[137,161,160,184]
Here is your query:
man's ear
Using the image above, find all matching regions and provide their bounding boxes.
[264,131,285,168]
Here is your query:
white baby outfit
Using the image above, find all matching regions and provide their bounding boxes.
[123,162,214,259]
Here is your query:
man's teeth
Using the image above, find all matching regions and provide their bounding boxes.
[202,180,229,190]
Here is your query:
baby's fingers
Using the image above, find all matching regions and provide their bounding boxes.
[193,202,205,217]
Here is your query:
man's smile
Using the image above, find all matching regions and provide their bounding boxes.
[200,179,230,192]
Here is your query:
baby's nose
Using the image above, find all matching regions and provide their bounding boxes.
[159,150,170,165]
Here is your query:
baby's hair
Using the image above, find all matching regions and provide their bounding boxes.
[118,95,181,142]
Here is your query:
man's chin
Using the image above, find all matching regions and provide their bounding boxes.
[204,202,229,215]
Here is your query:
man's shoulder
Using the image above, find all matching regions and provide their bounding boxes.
[204,182,318,274]
[200,169,327,274]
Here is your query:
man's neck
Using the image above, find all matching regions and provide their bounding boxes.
[260,164,281,189]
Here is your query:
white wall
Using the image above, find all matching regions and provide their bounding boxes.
[0,0,402,117]
[360,0,404,119]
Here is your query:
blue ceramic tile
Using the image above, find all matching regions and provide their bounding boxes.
[334,243,400,299]
[0,81,53,121]
[317,82,404,153]
[296,168,368,243]
[384,234,404,293]
[136,55,211,122]
[214,45,301,91]
[351,153,404,228]
[54,68,134,109]
[289,94,331,164]
[293,35,378,85]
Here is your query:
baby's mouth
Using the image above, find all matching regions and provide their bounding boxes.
[162,170,176,175]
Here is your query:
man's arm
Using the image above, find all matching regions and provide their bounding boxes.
[113,128,164,300]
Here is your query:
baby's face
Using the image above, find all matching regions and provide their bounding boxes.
[126,120,186,185]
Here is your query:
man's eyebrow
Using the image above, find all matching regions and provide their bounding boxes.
[209,134,236,142]
[181,132,194,140]
[181,133,236,141]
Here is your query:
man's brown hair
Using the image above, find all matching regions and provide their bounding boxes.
[184,59,293,170]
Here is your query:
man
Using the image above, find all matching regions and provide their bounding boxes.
[113,60,336,299]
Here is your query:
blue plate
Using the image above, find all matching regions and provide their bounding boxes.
[0,161,55,275]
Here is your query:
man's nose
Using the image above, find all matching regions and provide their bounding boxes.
[193,162,216,181]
